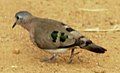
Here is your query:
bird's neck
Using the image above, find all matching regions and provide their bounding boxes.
[20,16,36,32]
[20,18,34,31]
[21,21,33,32]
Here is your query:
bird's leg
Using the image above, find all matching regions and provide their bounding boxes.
[68,48,80,64]
[68,48,75,64]
[41,53,57,62]
[49,53,57,61]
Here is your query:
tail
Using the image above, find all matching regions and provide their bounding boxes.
[77,37,107,53]
[82,43,107,53]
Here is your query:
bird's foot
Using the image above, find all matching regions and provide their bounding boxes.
[40,54,57,63]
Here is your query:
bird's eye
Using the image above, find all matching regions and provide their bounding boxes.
[16,16,19,20]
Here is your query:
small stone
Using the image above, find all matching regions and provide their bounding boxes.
[11,65,18,68]
[12,49,20,54]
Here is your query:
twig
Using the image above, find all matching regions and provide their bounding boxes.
[83,25,120,32]
[79,8,108,12]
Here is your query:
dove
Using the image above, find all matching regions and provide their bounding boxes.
[12,11,107,63]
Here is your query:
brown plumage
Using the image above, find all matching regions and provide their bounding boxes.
[12,11,107,63]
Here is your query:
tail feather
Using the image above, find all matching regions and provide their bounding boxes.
[82,43,107,53]
[77,37,107,53]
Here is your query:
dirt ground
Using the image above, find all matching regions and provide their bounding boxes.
[0,0,120,73]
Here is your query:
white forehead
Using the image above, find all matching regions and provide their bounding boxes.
[15,11,32,18]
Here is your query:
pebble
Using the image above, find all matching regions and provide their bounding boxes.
[12,49,20,54]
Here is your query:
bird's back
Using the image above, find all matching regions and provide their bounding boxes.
[31,18,77,49]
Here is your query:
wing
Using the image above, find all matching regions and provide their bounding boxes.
[33,18,82,49]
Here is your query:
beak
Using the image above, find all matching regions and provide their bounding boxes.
[12,21,17,28]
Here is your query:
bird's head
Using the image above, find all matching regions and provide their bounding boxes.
[12,11,33,28]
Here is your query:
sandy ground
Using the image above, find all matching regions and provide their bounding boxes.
[0,0,120,73]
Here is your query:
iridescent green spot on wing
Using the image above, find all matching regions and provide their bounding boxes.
[60,32,68,42]
[51,31,58,42]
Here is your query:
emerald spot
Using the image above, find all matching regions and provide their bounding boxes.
[60,32,68,42]
[51,31,58,42]
[51,31,68,42]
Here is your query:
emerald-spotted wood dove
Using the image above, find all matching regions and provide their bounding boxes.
[12,11,107,63]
